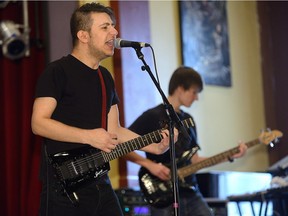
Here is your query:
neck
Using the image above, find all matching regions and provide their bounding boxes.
[167,95,181,113]
[71,49,100,70]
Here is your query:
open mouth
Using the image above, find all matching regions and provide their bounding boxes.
[107,39,114,47]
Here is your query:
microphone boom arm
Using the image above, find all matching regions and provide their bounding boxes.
[134,47,191,140]
[134,47,182,216]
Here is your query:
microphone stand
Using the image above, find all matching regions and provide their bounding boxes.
[133,47,184,216]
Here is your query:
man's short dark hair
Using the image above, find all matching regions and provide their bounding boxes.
[168,66,203,95]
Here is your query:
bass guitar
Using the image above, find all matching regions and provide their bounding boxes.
[49,118,194,205]
[138,129,283,208]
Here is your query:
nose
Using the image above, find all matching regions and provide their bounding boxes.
[112,26,118,36]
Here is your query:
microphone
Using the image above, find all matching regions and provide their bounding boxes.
[114,38,150,49]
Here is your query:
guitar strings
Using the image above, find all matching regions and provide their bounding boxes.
[178,139,260,177]
[63,131,163,176]
[58,119,193,177]
[66,124,190,174]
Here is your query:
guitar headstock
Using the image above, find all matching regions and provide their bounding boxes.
[259,129,283,146]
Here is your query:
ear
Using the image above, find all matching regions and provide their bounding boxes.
[177,86,185,93]
[77,30,89,43]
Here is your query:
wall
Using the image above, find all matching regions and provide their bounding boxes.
[46,1,76,62]
[148,1,268,173]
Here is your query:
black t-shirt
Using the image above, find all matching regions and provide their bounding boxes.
[129,104,199,187]
[35,54,119,154]
[35,55,119,181]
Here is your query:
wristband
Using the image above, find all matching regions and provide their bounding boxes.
[228,156,234,163]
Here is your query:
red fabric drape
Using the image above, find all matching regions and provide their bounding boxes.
[0,2,46,216]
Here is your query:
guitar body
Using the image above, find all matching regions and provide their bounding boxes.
[49,146,110,204]
[139,167,173,208]
[138,147,199,208]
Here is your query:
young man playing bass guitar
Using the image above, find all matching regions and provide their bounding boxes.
[124,66,247,216]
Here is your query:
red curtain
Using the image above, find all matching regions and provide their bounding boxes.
[0,2,46,216]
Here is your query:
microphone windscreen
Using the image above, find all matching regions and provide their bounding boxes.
[114,38,122,49]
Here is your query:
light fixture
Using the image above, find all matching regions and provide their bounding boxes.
[0,0,10,9]
[0,1,30,60]
[0,20,29,60]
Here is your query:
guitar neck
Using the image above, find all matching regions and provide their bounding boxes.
[101,129,163,162]
[101,118,194,163]
[178,138,260,179]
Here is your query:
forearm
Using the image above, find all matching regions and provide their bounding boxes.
[31,98,119,152]
[124,152,170,180]
[31,97,89,145]
[191,153,208,164]
[110,126,138,143]
[107,105,170,154]
[141,143,167,154]
[32,117,88,144]
[123,152,155,169]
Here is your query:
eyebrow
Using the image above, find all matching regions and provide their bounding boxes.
[99,22,115,28]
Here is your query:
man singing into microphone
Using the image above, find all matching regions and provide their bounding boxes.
[31,2,175,216]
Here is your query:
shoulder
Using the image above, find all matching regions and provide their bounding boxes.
[99,66,114,82]
[43,55,71,74]
[179,110,193,119]
[144,104,165,115]
[99,66,112,76]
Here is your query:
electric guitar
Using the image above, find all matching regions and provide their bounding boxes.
[48,118,194,205]
[138,129,283,208]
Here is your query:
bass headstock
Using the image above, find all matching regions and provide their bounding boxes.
[259,129,283,146]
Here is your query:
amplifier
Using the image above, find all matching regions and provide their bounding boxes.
[115,188,151,216]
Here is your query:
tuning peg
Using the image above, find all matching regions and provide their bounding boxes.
[274,137,280,143]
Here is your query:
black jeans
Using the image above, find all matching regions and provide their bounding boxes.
[39,176,123,216]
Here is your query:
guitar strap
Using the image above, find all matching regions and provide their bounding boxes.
[98,68,107,129]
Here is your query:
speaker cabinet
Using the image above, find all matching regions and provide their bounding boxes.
[115,188,151,216]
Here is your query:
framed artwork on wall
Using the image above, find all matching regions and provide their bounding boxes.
[179,0,231,87]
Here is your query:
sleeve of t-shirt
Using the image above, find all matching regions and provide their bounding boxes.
[129,110,161,136]
[35,62,65,102]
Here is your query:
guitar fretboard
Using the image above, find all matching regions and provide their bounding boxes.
[178,138,260,179]
[101,118,194,163]
[101,130,163,162]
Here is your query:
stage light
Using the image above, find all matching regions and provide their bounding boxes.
[0,0,10,9]
[0,20,29,60]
